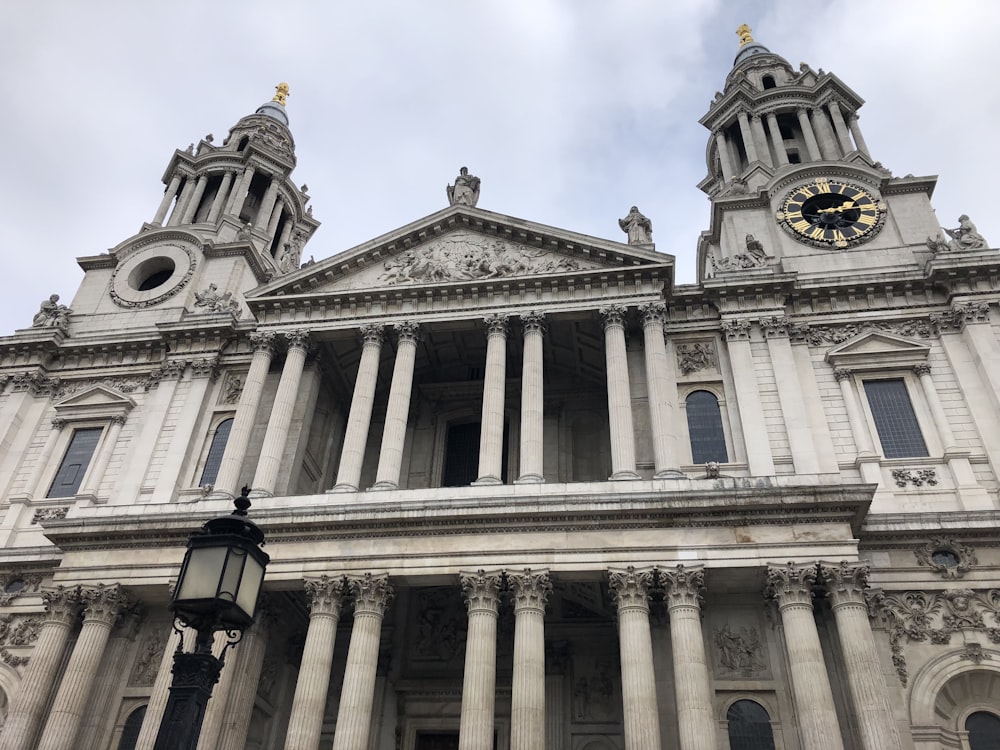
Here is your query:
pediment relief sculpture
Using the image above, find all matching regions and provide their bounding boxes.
[375,231,598,287]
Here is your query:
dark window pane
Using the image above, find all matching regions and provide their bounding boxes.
[116,705,147,750]
[967,711,1000,750]
[727,700,776,750]
[199,418,234,487]
[864,379,928,458]
[443,423,480,487]
[686,390,728,463]
[47,427,103,498]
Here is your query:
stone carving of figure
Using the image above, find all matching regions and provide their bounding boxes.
[32,294,72,329]
[706,236,769,277]
[618,206,653,245]
[447,166,480,207]
[237,222,253,241]
[745,234,766,263]
[944,215,987,251]
[278,230,307,274]
[193,284,241,317]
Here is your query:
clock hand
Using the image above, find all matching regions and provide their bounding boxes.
[816,201,856,215]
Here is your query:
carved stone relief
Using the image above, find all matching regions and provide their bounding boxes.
[891,469,938,488]
[572,652,620,722]
[675,341,717,374]
[790,319,932,345]
[713,623,767,677]
[377,231,594,285]
[914,538,977,579]
[0,573,42,606]
[222,374,244,405]
[53,376,148,398]
[129,629,167,686]
[410,588,466,666]
[31,508,68,525]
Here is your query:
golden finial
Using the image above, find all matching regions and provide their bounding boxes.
[273,82,290,106]
[736,24,754,48]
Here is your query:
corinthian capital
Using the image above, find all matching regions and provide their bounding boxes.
[394,321,421,344]
[284,329,311,350]
[507,568,552,613]
[80,583,132,626]
[765,562,817,608]
[249,331,276,354]
[42,586,82,626]
[520,311,547,335]
[303,575,348,618]
[483,313,510,337]
[599,304,628,329]
[660,564,705,610]
[460,569,503,614]
[819,561,870,607]
[608,566,655,612]
[639,302,667,328]
[347,573,393,616]
[359,323,385,346]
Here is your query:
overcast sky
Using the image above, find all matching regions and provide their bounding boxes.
[3,1,998,335]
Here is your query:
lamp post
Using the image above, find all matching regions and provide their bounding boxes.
[153,487,270,750]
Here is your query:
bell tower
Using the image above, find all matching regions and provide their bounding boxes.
[695,26,952,282]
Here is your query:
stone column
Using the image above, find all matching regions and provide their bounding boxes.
[166,175,195,226]
[458,570,503,750]
[544,643,569,750]
[848,114,870,157]
[74,607,142,750]
[833,368,875,457]
[180,174,208,224]
[284,576,348,750]
[214,332,275,497]
[508,569,551,750]
[0,587,80,750]
[600,305,639,479]
[476,314,510,485]
[372,322,420,490]
[811,107,840,160]
[827,101,854,155]
[333,324,385,491]
[255,173,281,228]
[77,414,126,501]
[225,164,256,216]
[135,626,193,750]
[36,584,132,750]
[761,317,819,474]
[765,563,845,750]
[21,418,66,498]
[152,174,183,225]
[330,574,393,750]
[722,320,774,475]
[749,115,772,167]
[796,108,822,161]
[661,565,715,750]
[714,131,735,182]
[517,312,546,483]
[765,113,790,166]
[736,112,760,164]
[214,608,272,750]
[640,303,680,477]
[266,199,285,238]
[820,563,902,750]
[252,329,310,495]
[207,171,234,223]
[609,567,662,750]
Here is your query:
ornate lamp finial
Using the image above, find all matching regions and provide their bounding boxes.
[273,82,290,106]
[736,24,754,47]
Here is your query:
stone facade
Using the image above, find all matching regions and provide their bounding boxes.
[1,36,999,750]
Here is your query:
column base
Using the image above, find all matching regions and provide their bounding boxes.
[367,481,398,492]
[514,474,544,484]
[654,469,687,479]
[327,484,359,493]
[472,476,503,486]
[609,471,641,481]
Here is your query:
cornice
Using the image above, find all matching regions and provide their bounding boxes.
[202,241,277,284]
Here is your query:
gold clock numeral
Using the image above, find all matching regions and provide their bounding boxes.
[808,226,826,240]
[815,181,832,193]
[857,213,877,226]
[792,219,811,232]
[784,210,802,220]
[830,229,846,243]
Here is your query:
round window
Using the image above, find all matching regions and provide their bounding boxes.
[129,257,177,291]
[4,578,26,594]
[931,549,960,569]
[110,239,197,309]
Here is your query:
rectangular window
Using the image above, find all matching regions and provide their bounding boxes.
[864,379,928,458]
[47,427,103,498]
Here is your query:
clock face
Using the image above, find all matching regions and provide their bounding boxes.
[777,178,886,248]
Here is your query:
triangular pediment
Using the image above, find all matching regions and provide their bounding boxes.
[53,385,136,420]
[825,330,930,369]
[248,204,673,298]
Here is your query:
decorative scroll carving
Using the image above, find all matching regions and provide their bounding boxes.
[520,311,546,335]
[891,468,938,488]
[483,313,510,337]
[80,584,132,626]
[377,232,587,285]
[962,643,990,664]
[0,573,42,605]
[193,284,242,317]
[930,302,991,333]
[394,321,421,344]
[819,561,869,607]
[11,372,60,396]
[713,624,765,675]
[158,359,188,380]
[284,329,311,351]
[41,586,82,626]
[0,614,43,647]
[912,363,932,377]
[31,507,69,525]
[189,357,220,380]
[914,538,977,579]
[721,319,751,342]
[790,319,932,345]
[675,341,717,374]
[52,376,147,398]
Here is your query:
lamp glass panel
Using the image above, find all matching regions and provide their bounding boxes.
[218,547,247,603]
[236,555,265,617]
[176,546,227,601]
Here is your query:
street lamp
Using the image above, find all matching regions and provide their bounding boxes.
[153,487,270,750]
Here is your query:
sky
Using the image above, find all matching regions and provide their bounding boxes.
[3,1,998,335]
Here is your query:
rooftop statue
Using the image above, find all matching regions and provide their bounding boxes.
[273,82,289,106]
[447,166,481,207]
[618,206,653,245]
[31,294,72,329]
[945,215,987,251]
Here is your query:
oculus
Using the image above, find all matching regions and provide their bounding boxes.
[776,177,886,248]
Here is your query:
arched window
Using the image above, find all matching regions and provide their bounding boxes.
[686,390,728,463]
[199,418,234,487]
[727,700,776,750]
[761,75,776,89]
[116,705,146,750]
[967,711,1000,750]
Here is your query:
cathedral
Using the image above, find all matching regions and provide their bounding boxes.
[1,26,999,750]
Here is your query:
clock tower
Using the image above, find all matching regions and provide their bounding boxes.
[696,25,947,281]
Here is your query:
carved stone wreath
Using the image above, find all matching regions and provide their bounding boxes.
[914,537,977,579]
[109,241,198,309]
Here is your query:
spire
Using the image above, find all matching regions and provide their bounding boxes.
[732,23,778,67]
[254,82,290,127]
